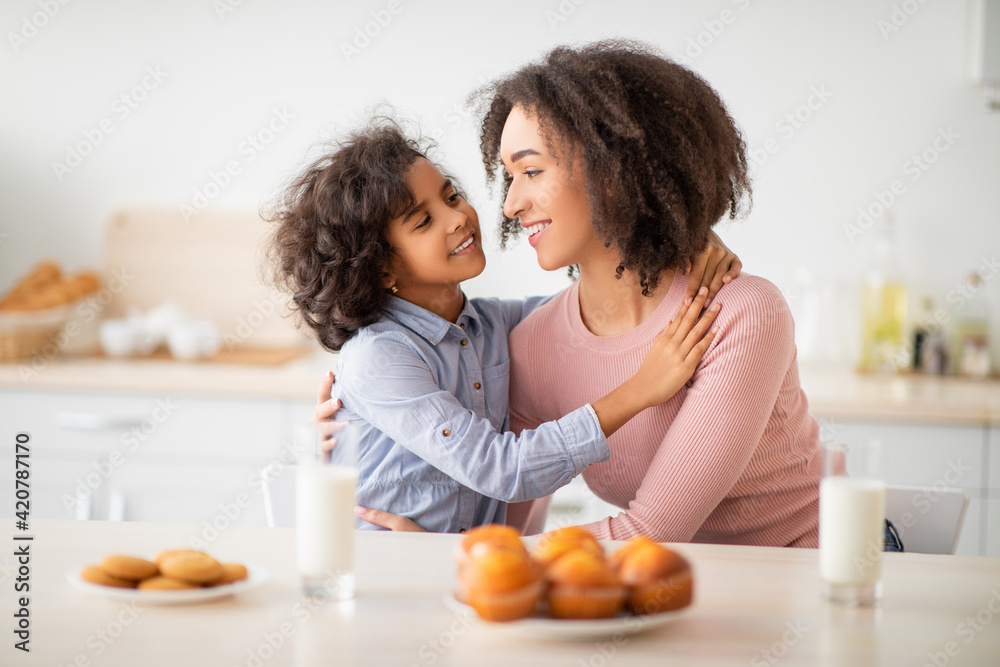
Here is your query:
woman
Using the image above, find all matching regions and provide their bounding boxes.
[323,40,820,547]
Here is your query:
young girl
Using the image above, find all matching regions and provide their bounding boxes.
[268,120,730,532]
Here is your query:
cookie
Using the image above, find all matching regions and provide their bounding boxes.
[81,565,136,589]
[137,576,201,591]
[154,549,206,566]
[99,555,158,581]
[210,563,249,586]
[159,552,223,584]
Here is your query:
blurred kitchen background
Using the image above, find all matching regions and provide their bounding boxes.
[1,1,998,555]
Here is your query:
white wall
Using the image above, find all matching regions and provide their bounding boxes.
[2,0,998,367]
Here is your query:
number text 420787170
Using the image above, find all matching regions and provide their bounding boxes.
[13,432,32,653]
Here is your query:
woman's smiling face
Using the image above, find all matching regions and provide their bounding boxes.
[500,105,601,272]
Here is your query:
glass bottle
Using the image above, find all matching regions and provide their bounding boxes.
[952,273,991,378]
[859,214,908,373]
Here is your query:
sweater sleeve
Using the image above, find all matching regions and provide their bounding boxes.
[581,285,795,541]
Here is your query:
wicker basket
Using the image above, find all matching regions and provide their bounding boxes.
[0,306,71,362]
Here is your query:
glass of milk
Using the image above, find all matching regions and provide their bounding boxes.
[819,440,886,605]
[296,421,360,599]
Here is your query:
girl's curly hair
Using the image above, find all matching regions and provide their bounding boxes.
[265,120,426,352]
[476,40,751,295]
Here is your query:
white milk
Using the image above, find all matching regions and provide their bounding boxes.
[296,464,358,579]
[819,477,886,585]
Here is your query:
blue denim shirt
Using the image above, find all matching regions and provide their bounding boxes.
[333,294,610,533]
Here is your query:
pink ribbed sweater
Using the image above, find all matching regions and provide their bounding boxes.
[508,273,821,547]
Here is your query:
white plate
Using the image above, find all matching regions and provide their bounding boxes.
[67,565,268,605]
[443,593,689,641]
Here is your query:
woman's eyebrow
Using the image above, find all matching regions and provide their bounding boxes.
[510,148,541,163]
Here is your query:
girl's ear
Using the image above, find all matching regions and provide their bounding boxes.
[381,259,400,293]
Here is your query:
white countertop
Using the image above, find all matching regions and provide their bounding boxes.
[0,349,338,400]
[3,353,1000,425]
[798,365,1000,426]
[27,518,1000,666]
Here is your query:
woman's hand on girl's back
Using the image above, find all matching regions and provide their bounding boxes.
[635,286,721,408]
[313,371,349,453]
[354,506,428,532]
[684,229,742,302]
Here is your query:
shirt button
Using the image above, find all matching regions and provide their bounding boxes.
[460,339,468,346]
[459,323,465,330]
[442,429,451,437]
[474,382,481,390]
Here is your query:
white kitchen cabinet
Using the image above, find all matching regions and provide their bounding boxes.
[817,420,985,490]
[0,389,287,525]
[988,427,1000,556]
[282,400,320,442]
[986,498,1000,557]
[19,456,99,521]
[112,461,271,527]
[989,426,1000,489]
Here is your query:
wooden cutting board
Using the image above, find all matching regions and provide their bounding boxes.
[90,345,315,365]
[101,207,312,351]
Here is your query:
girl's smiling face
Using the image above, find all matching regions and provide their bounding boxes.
[386,157,486,312]
[500,105,601,272]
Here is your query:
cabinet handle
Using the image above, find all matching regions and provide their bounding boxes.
[108,488,125,522]
[73,494,91,521]
[55,411,144,431]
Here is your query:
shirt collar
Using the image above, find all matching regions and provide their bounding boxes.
[384,295,482,344]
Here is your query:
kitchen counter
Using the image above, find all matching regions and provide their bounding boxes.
[0,349,338,400]
[3,354,1000,425]
[18,518,1000,666]
[798,365,1000,426]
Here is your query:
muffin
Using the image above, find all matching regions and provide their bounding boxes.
[456,524,526,568]
[531,526,603,569]
[609,536,693,614]
[461,545,542,622]
[455,524,527,599]
[545,549,625,619]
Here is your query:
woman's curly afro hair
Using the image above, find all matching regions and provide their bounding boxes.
[265,119,426,352]
[477,39,751,294]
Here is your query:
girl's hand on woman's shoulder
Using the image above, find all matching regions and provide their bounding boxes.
[635,286,721,408]
[683,229,742,302]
